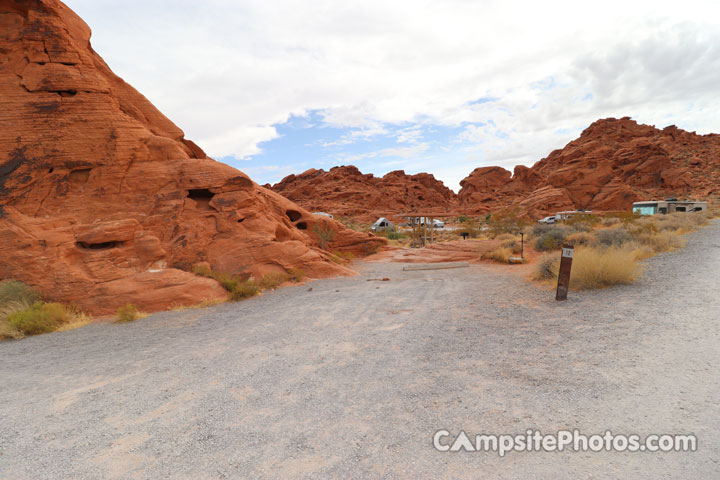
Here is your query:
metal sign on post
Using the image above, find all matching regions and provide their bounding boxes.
[555,244,574,301]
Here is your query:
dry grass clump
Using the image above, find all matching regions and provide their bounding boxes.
[564,231,594,246]
[287,268,305,282]
[534,254,559,280]
[231,280,260,301]
[494,233,517,242]
[259,272,289,290]
[482,247,513,264]
[632,231,685,254]
[332,251,355,262]
[500,239,522,253]
[533,247,640,289]
[570,247,641,289]
[1,281,87,339]
[116,304,147,323]
[192,266,261,301]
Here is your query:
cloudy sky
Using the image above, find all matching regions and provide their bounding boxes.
[65,0,720,191]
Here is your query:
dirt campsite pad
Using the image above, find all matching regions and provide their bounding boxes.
[1,221,719,478]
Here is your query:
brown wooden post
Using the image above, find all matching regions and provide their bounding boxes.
[555,244,574,301]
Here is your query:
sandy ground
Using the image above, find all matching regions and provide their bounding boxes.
[0,221,719,479]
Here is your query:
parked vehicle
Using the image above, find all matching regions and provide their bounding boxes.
[632,199,707,216]
[537,216,557,224]
[312,212,334,219]
[370,217,395,233]
[406,217,444,228]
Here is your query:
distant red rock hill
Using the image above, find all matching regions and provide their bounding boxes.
[271,166,457,221]
[272,118,719,221]
[458,117,720,218]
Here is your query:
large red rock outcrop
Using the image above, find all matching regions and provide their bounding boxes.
[458,117,720,218]
[270,166,456,221]
[0,0,384,314]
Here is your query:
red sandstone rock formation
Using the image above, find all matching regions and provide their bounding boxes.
[271,166,457,221]
[0,0,383,314]
[458,117,720,218]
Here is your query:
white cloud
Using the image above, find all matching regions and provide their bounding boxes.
[65,0,720,188]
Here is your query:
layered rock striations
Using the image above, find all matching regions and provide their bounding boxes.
[271,166,457,221]
[0,0,383,313]
[458,117,720,218]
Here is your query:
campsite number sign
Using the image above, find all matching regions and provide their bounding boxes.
[556,244,574,301]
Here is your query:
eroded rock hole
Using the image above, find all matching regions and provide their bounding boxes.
[296,222,308,230]
[286,209,302,222]
[68,168,91,184]
[187,188,215,211]
[77,241,124,250]
[51,90,77,97]
[237,218,246,223]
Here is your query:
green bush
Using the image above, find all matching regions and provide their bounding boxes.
[593,228,631,248]
[0,280,40,306]
[313,224,335,250]
[8,302,68,335]
[534,227,568,251]
[231,280,260,301]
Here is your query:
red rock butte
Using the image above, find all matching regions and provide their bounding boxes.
[274,118,719,221]
[270,166,457,222]
[458,117,720,218]
[0,0,384,314]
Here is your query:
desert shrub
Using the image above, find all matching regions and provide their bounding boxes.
[534,254,559,280]
[565,214,601,230]
[482,247,513,263]
[602,217,621,227]
[654,212,707,232]
[457,217,484,238]
[534,227,568,251]
[0,280,40,306]
[593,228,631,248]
[361,242,379,256]
[259,273,288,290]
[192,267,261,300]
[500,239,522,254]
[287,268,305,282]
[116,304,142,323]
[565,231,594,247]
[604,211,641,224]
[633,231,684,253]
[313,224,335,250]
[570,247,641,290]
[488,209,530,236]
[8,302,69,335]
[231,280,260,301]
[191,264,213,277]
[495,233,517,242]
[0,300,32,339]
[332,251,355,261]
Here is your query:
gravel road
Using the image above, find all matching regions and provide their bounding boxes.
[1,220,719,479]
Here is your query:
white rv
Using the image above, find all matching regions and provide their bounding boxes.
[632,199,707,216]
